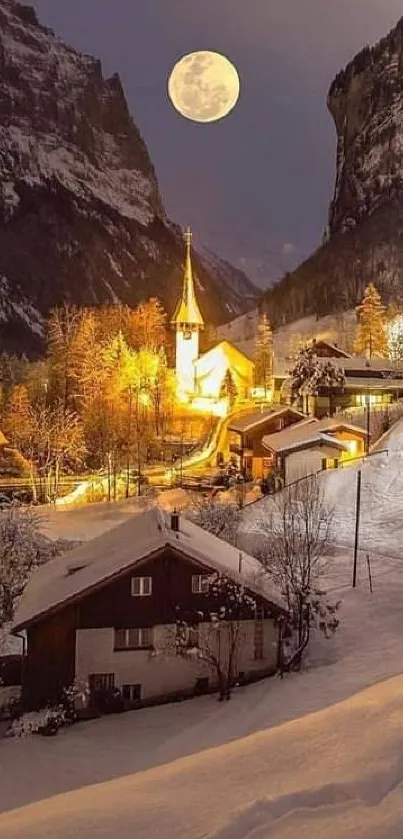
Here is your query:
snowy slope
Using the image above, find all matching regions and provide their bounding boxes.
[1,423,403,835]
[3,673,403,836]
[242,417,403,561]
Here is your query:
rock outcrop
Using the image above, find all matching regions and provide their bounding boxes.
[0,1,257,354]
[264,16,403,326]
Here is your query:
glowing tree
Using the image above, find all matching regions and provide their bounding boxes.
[387,312,403,361]
[254,312,273,395]
[354,284,387,359]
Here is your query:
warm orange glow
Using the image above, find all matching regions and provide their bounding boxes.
[345,439,358,455]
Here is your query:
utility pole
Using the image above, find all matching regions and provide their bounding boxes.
[352,469,362,588]
[366,395,371,455]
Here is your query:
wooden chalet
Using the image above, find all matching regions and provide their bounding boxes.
[13,509,286,711]
[262,417,368,485]
[227,406,306,479]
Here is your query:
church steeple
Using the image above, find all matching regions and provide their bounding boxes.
[171,227,204,330]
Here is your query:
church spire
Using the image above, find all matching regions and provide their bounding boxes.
[171,227,204,330]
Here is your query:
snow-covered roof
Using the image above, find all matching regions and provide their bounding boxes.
[228,406,305,434]
[13,508,286,630]
[343,376,403,390]
[194,340,255,367]
[310,339,352,358]
[262,417,367,455]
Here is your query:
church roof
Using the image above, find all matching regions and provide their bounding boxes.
[194,340,254,368]
[171,228,204,329]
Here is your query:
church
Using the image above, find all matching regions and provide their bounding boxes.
[171,229,255,415]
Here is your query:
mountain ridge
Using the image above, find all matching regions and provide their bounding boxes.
[0,0,257,354]
[263,14,403,327]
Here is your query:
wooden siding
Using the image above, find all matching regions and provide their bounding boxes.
[77,548,276,631]
[22,546,281,709]
[23,606,76,710]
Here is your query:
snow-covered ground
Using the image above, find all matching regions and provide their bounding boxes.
[1,421,403,836]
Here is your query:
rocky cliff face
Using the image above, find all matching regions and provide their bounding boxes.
[264,16,403,327]
[0,1,256,354]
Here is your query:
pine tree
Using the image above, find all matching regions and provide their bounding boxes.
[220,370,237,407]
[354,284,387,358]
[254,312,273,395]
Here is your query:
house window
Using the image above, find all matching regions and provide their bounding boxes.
[131,576,152,597]
[114,628,153,650]
[122,684,142,702]
[89,673,115,692]
[192,574,210,594]
[253,621,264,660]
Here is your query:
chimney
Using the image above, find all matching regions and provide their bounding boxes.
[238,552,243,574]
[171,509,180,533]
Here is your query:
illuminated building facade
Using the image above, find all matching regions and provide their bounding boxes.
[172,229,255,414]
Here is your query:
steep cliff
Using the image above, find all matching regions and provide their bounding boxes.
[0,1,257,354]
[264,16,403,327]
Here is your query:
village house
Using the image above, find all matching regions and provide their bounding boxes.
[12,508,286,711]
[226,406,306,479]
[273,340,403,418]
[262,417,368,486]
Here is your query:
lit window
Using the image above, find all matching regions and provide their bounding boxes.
[114,628,153,649]
[192,574,210,594]
[131,576,152,597]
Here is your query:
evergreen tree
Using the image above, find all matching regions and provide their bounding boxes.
[290,346,345,414]
[220,370,237,407]
[354,283,387,358]
[254,312,273,394]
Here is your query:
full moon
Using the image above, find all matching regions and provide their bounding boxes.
[168,51,240,123]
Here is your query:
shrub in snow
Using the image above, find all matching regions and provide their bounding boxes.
[8,679,90,737]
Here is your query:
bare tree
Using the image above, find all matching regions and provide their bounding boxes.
[186,497,240,546]
[255,474,339,673]
[160,572,258,701]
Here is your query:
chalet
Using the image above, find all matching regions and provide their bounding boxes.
[309,339,352,359]
[304,357,403,417]
[227,406,306,479]
[275,351,403,418]
[12,508,286,711]
[262,418,367,486]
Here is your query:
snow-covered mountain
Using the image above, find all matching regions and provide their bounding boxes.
[0,0,257,354]
[264,16,403,326]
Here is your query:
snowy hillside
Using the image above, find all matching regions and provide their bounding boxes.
[0,0,256,353]
[217,307,357,360]
[1,423,403,835]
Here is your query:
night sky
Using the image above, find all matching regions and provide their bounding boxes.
[33,1,403,287]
